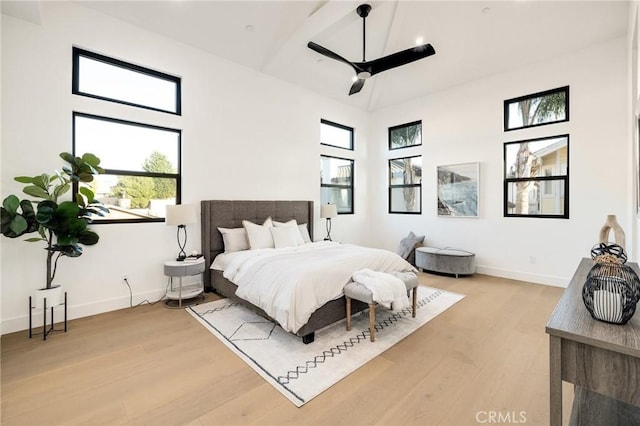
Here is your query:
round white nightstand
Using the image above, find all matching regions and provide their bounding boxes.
[163,257,205,308]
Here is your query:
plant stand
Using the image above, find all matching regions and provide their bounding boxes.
[29,292,67,340]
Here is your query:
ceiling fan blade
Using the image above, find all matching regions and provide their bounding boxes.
[307,41,361,72]
[349,78,366,96]
[356,43,436,76]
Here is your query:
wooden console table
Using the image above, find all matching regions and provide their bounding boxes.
[546,258,640,425]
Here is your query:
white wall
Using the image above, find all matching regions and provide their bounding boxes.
[0,2,370,334]
[369,36,630,286]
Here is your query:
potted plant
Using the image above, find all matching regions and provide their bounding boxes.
[0,152,109,306]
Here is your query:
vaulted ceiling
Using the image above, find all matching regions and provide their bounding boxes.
[3,1,630,111]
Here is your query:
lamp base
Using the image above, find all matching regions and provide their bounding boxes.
[176,255,186,262]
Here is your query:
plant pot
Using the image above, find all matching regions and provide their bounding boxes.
[33,286,63,309]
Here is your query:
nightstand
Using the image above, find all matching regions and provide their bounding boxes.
[163,257,205,308]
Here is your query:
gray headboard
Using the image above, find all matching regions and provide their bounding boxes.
[201,200,314,290]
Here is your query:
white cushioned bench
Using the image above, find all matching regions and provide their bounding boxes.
[415,247,475,278]
[343,272,418,342]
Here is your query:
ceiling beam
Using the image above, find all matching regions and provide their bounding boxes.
[260,1,359,74]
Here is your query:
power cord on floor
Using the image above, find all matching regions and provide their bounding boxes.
[123,277,170,307]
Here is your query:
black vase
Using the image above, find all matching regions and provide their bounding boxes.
[582,243,640,325]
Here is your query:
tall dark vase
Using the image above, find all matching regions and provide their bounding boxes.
[582,243,640,325]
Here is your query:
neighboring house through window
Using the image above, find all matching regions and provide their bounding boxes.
[320,155,354,214]
[504,134,569,218]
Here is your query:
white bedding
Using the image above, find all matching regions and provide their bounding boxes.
[222,241,415,333]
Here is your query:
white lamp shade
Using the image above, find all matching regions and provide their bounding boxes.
[320,204,338,219]
[166,204,197,226]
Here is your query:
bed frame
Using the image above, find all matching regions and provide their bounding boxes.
[201,200,367,344]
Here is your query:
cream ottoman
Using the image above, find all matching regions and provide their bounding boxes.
[343,272,418,342]
[415,247,475,278]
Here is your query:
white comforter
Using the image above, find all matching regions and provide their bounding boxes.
[223,241,415,333]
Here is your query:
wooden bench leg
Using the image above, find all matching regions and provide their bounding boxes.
[369,303,376,342]
[346,296,351,331]
[412,287,417,318]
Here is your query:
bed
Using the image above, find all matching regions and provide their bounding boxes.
[201,200,409,343]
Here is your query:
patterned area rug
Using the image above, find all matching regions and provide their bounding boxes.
[187,286,464,407]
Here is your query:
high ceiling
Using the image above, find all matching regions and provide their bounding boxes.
[3,1,630,111]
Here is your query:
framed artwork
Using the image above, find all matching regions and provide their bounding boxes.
[389,120,422,150]
[504,86,569,131]
[437,162,479,217]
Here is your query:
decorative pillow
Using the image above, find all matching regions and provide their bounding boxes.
[242,217,274,249]
[398,231,425,265]
[217,227,249,252]
[298,223,312,244]
[273,219,305,246]
[270,226,302,249]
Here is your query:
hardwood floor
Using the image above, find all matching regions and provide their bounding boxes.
[1,272,572,425]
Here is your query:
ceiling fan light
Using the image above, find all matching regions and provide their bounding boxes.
[357,71,371,80]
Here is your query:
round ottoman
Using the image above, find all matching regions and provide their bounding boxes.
[415,247,475,278]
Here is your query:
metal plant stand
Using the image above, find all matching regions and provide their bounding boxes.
[29,292,67,340]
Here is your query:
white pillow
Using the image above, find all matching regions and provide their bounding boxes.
[242,217,274,249]
[270,226,302,249]
[273,219,297,227]
[217,227,249,252]
[298,223,312,244]
[273,219,305,246]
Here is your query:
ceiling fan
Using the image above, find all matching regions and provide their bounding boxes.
[307,3,436,96]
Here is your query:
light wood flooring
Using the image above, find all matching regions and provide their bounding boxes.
[1,272,573,425]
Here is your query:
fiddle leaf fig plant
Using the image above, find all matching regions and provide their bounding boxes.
[0,152,109,289]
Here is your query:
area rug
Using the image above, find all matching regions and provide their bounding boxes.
[187,286,464,407]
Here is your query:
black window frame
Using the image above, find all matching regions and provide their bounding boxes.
[503,86,569,132]
[503,134,569,219]
[388,155,422,214]
[388,120,422,150]
[320,119,354,151]
[72,112,182,224]
[320,154,354,215]
[72,47,182,115]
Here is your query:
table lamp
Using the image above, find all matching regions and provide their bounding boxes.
[320,203,338,241]
[166,204,197,261]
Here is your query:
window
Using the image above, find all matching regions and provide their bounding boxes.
[389,121,422,150]
[320,155,354,214]
[73,112,181,223]
[321,119,354,150]
[504,86,569,131]
[72,47,181,115]
[389,155,422,214]
[504,135,569,218]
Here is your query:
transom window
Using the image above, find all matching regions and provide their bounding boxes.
[389,121,422,150]
[72,47,181,115]
[320,119,354,150]
[504,86,569,131]
[73,112,181,223]
[320,155,354,214]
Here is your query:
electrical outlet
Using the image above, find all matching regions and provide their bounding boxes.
[121,274,128,283]
[529,256,536,264]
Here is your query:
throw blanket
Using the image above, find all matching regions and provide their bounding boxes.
[223,242,415,333]
[352,269,410,311]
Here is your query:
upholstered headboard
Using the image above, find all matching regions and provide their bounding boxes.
[200,200,314,290]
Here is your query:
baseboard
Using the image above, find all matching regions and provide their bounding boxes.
[475,265,569,288]
[0,289,166,335]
